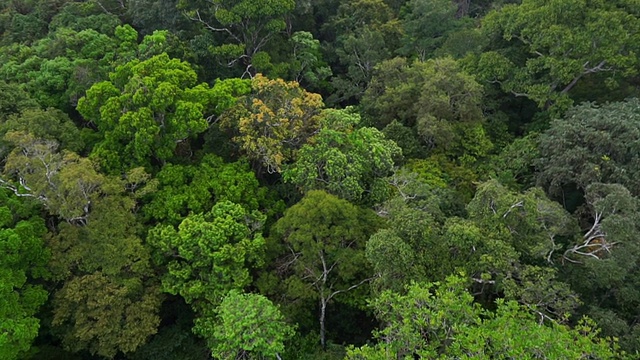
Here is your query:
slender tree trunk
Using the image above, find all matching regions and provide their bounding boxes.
[319,297,327,350]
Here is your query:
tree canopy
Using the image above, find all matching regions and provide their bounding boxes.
[1,0,639,358]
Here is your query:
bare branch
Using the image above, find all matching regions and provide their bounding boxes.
[326,276,376,303]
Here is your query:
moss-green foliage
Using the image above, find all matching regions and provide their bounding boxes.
[468,0,640,112]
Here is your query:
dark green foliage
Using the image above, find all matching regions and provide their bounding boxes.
[538,99,640,196]
[0,80,39,121]
[469,0,640,111]
[263,190,381,348]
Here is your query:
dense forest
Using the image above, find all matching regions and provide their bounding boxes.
[1,0,640,358]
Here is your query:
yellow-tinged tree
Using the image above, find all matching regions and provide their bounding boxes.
[220,74,324,173]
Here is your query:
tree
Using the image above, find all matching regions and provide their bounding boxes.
[399,0,469,61]
[362,56,492,162]
[0,80,38,121]
[346,275,620,359]
[178,0,295,73]
[441,180,583,319]
[52,272,162,358]
[467,180,576,263]
[195,290,295,360]
[366,194,441,291]
[559,182,640,352]
[48,192,163,358]
[326,0,401,104]
[77,53,250,172]
[0,108,84,155]
[143,154,273,225]
[0,190,49,360]
[537,99,640,197]
[220,74,324,173]
[1,132,105,223]
[0,23,138,112]
[283,108,401,205]
[148,201,266,310]
[289,31,332,92]
[470,0,640,110]
[267,190,381,349]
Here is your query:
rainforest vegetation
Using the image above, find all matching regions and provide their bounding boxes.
[1,0,640,358]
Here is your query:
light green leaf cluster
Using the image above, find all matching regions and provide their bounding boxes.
[149,200,266,308]
[143,154,268,225]
[347,275,620,359]
[0,191,49,360]
[195,290,294,360]
[78,53,250,172]
[284,108,401,205]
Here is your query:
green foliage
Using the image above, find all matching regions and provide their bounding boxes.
[47,192,163,358]
[327,0,401,104]
[399,0,470,61]
[52,272,162,358]
[265,190,381,347]
[470,0,640,111]
[126,316,207,360]
[538,99,640,197]
[365,171,449,292]
[289,31,332,91]
[195,290,295,359]
[467,180,576,262]
[0,191,49,360]
[283,108,401,205]
[48,1,121,35]
[491,133,540,190]
[78,53,250,172]
[220,74,323,173]
[363,56,492,163]
[3,0,640,356]
[453,180,581,318]
[46,193,153,281]
[178,0,295,71]
[2,132,106,222]
[143,154,270,225]
[148,201,266,309]
[0,108,84,154]
[347,275,620,359]
[0,80,38,121]
[560,183,640,352]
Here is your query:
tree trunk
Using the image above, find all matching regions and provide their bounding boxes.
[319,297,327,350]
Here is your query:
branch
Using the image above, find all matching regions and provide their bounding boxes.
[503,200,524,218]
[560,60,610,95]
[189,10,243,45]
[471,277,495,285]
[0,177,47,202]
[326,276,376,303]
